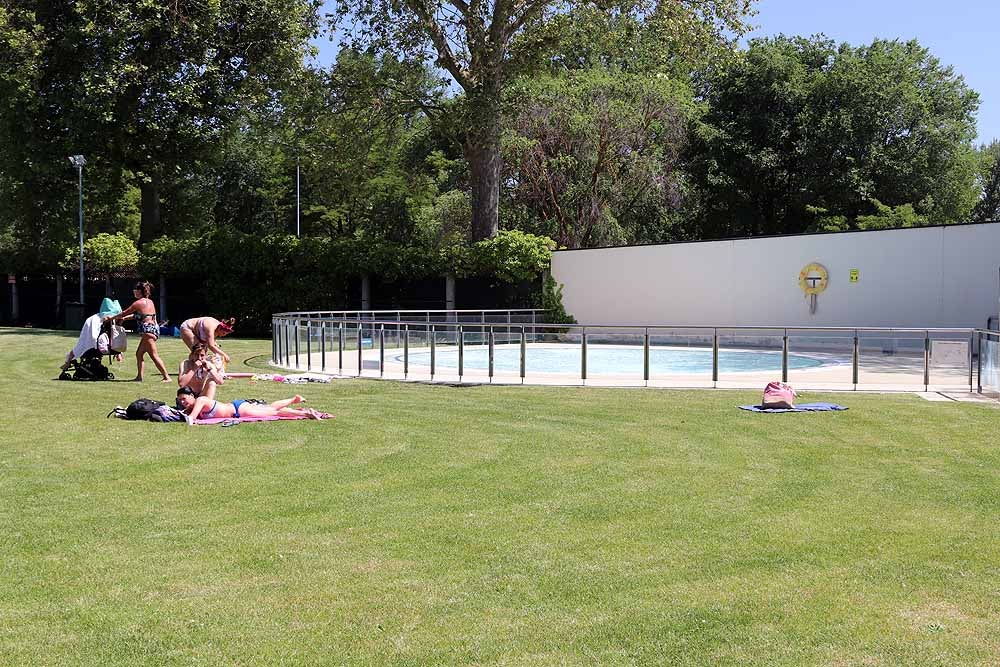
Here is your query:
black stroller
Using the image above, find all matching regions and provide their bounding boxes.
[59,319,123,381]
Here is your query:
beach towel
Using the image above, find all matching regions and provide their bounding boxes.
[739,402,848,413]
[193,413,333,426]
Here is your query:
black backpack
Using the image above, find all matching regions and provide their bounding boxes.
[125,398,165,420]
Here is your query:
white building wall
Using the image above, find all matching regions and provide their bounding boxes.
[550,223,1000,328]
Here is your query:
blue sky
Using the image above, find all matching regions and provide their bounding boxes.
[314,0,998,143]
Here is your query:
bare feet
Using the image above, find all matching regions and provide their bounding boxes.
[160,377,172,383]
[292,395,305,404]
[305,408,322,419]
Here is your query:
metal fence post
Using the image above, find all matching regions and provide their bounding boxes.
[430,324,436,380]
[284,320,290,368]
[581,327,587,384]
[923,331,930,391]
[294,320,300,370]
[404,324,409,379]
[379,324,385,377]
[977,331,982,393]
[272,318,277,364]
[643,328,650,386]
[306,322,312,371]
[458,325,464,381]
[852,330,859,388]
[488,327,495,382]
[968,333,974,392]
[338,323,344,374]
[357,322,363,377]
[520,327,526,384]
[781,329,788,383]
[712,328,719,387]
[320,322,326,372]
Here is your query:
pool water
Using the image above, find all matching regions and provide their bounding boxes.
[402,346,826,375]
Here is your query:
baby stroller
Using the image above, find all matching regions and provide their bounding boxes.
[65,347,116,381]
[59,305,128,381]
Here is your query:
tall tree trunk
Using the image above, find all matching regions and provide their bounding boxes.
[465,138,501,241]
[139,173,162,245]
[463,83,502,241]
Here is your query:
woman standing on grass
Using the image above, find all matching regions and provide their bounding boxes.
[114,281,171,383]
[179,316,234,365]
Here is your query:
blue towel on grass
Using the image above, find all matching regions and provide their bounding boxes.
[739,402,848,413]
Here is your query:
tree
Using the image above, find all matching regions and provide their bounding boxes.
[686,36,980,239]
[333,0,755,240]
[0,0,321,248]
[503,69,695,248]
[972,141,1000,223]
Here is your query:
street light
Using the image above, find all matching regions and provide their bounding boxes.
[68,155,86,303]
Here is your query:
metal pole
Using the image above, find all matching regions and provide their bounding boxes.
[272,318,277,364]
[458,325,464,381]
[357,322,362,377]
[488,327,494,382]
[338,322,344,373]
[294,321,300,370]
[643,328,650,385]
[320,322,326,372]
[923,331,930,391]
[283,320,289,367]
[430,324,436,379]
[520,327,526,383]
[781,329,788,383]
[306,322,312,371]
[77,165,84,303]
[379,325,384,377]
[404,324,409,379]
[581,327,587,384]
[712,328,719,387]
[969,333,975,392]
[852,330,859,388]
[977,332,982,393]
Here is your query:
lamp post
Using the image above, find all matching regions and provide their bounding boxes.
[68,155,86,303]
[296,153,300,237]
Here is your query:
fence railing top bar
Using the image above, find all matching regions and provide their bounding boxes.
[272,309,544,317]
[272,313,987,335]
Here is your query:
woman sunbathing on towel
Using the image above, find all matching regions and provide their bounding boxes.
[176,387,328,420]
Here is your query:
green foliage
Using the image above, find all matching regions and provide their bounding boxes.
[536,274,576,324]
[63,232,139,275]
[138,229,556,328]
[687,35,980,238]
[465,230,556,283]
[503,68,696,248]
[972,141,1000,223]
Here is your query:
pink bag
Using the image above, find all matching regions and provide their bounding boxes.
[762,381,797,409]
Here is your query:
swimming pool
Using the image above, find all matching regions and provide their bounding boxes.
[402,345,826,375]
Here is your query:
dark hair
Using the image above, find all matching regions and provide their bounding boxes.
[177,386,195,396]
[133,280,153,298]
[190,343,206,354]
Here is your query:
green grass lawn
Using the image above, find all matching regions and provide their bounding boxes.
[2,328,999,666]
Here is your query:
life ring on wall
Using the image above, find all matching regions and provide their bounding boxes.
[798,263,829,295]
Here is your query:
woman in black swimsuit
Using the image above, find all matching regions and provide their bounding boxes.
[114,280,171,382]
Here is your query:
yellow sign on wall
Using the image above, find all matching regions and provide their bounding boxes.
[849,269,859,283]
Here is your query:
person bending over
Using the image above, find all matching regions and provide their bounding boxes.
[178,344,224,400]
[179,316,234,364]
[176,387,327,420]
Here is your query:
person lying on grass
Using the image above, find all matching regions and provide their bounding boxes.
[177,344,224,400]
[176,386,328,420]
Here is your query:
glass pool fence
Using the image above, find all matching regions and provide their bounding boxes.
[270,310,1000,394]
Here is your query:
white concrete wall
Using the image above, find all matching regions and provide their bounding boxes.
[550,223,1000,328]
